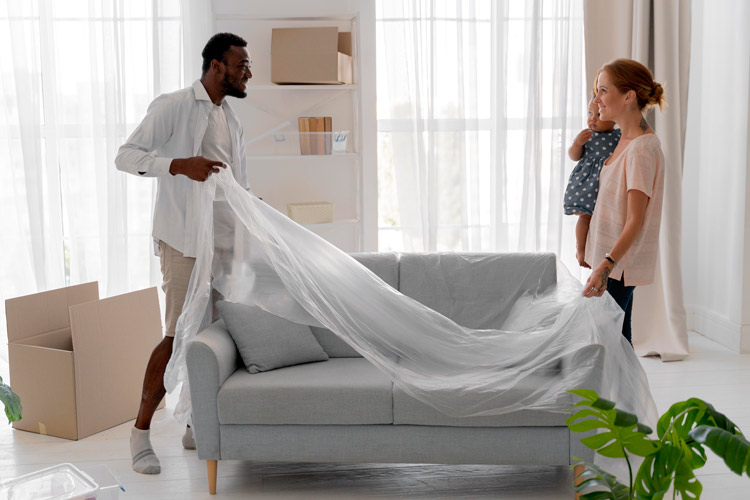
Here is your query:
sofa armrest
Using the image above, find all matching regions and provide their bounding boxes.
[186,320,240,460]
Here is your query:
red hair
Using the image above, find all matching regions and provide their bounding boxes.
[594,58,666,111]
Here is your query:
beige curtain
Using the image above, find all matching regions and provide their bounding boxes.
[583,0,690,361]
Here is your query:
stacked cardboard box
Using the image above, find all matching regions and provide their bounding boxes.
[272,27,353,85]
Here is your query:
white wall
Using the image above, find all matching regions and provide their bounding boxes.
[682,0,750,352]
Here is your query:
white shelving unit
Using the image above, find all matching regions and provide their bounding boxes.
[215,6,374,253]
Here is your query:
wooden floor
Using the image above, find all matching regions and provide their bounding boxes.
[1,331,748,499]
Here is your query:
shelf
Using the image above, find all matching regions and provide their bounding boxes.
[248,85,358,91]
[301,218,360,228]
[246,153,359,160]
[217,11,369,253]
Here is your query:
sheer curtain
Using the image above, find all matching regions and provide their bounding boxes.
[376,0,586,273]
[0,0,185,359]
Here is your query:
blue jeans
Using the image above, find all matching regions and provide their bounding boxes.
[606,276,636,345]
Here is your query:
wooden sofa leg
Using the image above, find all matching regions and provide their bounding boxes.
[207,459,218,495]
[573,464,584,499]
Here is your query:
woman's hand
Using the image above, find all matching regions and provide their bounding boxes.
[583,260,614,298]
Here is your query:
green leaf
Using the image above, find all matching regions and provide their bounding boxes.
[621,430,661,457]
[636,422,653,435]
[573,460,630,500]
[657,400,696,438]
[567,408,607,427]
[568,389,600,402]
[0,377,22,424]
[634,443,682,499]
[689,425,750,476]
[680,439,706,470]
[569,418,611,433]
[597,441,626,458]
[567,407,612,436]
[579,492,616,500]
[581,431,617,450]
[688,398,743,436]
[578,477,616,491]
[568,388,656,463]
[613,409,638,428]
[673,456,702,499]
[658,398,743,440]
[592,397,616,411]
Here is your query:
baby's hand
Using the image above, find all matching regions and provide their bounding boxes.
[576,249,591,269]
[573,129,593,147]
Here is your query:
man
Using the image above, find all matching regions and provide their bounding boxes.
[115,32,251,475]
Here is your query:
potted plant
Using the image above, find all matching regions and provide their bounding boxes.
[567,389,749,499]
[0,376,21,423]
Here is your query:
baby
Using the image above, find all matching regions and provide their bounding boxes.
[564,100,621,268]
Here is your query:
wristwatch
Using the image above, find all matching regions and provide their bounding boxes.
[605,253,617,266]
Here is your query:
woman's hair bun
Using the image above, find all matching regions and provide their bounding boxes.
[648,82,665,110]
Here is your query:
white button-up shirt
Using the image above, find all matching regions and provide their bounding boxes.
[115,80,247,258]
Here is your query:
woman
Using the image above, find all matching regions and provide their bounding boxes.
[582,58,667,345]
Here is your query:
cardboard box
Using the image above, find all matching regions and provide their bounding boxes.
[272,27,353,85]
[5,283,164,440]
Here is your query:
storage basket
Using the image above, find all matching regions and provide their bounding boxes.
[287,202,334,224]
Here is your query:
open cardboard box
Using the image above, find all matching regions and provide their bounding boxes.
[5,282,164,440]
[271,27,353,84]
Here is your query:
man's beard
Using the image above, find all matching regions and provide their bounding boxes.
[222,73,247,98]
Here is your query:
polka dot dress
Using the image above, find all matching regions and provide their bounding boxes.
[563,129,621,216]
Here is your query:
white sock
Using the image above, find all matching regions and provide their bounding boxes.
[130,427,161,474]
[182,425,196,450]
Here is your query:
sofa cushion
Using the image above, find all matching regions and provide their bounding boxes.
[398,253,557,330]
[217,358,394,425]
[310,252,400,358]
[392,384,567,427]
[217,301,328,373]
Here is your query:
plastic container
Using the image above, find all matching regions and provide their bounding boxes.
[80,465,123,499]
[0,463,99,500]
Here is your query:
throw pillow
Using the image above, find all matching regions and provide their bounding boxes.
[216,301,329,373]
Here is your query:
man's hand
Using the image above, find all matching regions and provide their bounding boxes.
[573,128,593,147]
[170,157,225,182]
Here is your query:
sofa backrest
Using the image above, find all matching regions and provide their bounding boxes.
[398,253,557,330]
[311,252,557,355]
[310,252,400,358]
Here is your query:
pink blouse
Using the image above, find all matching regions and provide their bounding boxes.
[585,133,665,286]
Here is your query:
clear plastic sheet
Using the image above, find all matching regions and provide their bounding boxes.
[164,168,658,430]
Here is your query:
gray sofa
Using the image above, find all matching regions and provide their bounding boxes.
[186,253,601,495]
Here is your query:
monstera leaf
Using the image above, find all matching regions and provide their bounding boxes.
[0,376,22,423]
[633,442,702,500]
[689,426,750,477]
[656,398,741,470]
[566,389,660,459]
[573,460,631,500]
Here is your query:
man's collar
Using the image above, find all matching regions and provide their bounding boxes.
[192,80,213,103]
[192,79,236,114]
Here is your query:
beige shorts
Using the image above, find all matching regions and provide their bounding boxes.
[159,241,196,337]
